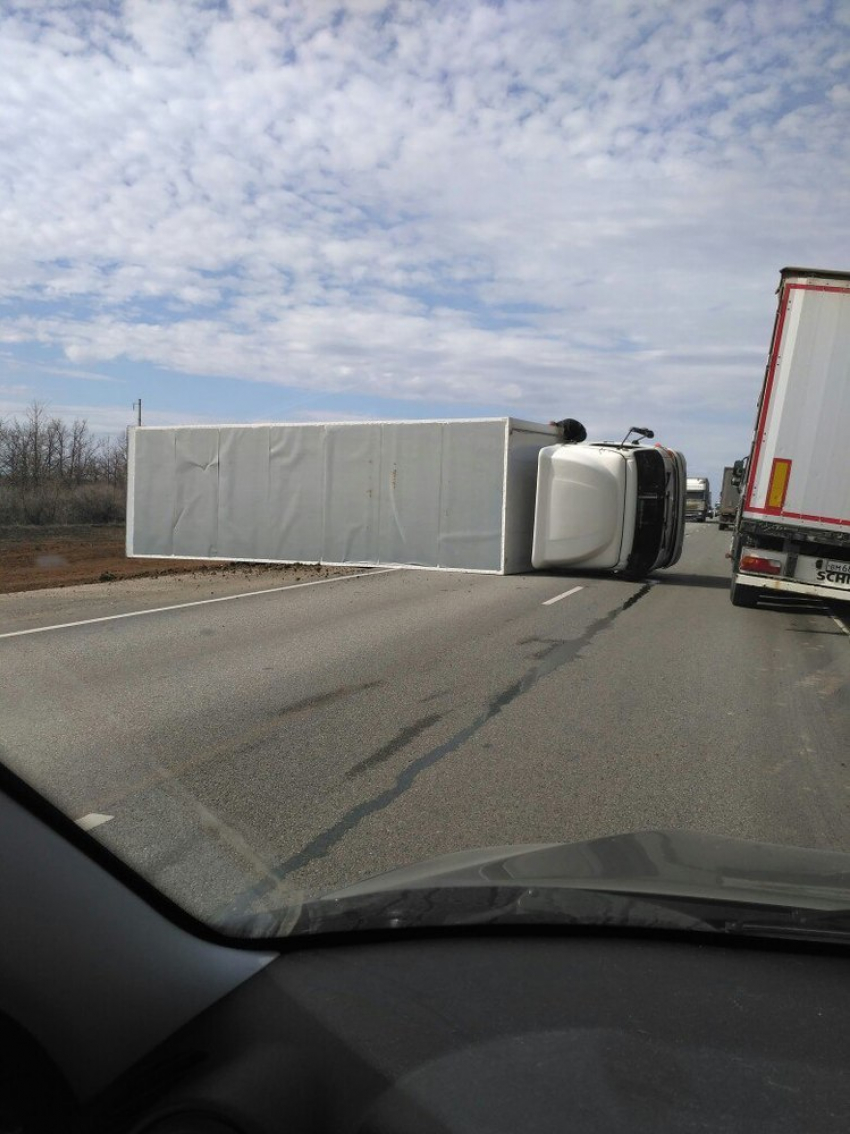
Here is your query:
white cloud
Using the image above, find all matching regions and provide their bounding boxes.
[0,351,124,384]
[0,0,848,480]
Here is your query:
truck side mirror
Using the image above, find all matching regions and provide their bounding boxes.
[731,458,746,487]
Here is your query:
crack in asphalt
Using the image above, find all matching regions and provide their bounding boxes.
[345,714,443,779]
[219,582,655,920]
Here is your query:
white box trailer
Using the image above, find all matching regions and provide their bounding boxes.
[731,267,850,606]
[127,418,558,575]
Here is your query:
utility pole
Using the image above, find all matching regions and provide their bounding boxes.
[133,399,142,427]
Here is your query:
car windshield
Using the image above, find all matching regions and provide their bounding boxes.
[1,1,849,939]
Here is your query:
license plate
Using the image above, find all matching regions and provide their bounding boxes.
[796,557,850,588]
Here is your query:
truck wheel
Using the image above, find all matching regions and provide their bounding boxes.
[718,522,728,531]
[731,581,760,608]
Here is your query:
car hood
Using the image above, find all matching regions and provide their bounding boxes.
[223,830,850,939]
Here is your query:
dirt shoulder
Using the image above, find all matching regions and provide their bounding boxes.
[0,525,354,594]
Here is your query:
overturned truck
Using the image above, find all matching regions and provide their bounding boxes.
[127,417,686,578]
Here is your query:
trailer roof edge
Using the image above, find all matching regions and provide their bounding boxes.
[780,266,850,283]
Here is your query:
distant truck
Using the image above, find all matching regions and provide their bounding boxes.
[718,466,741,530]
[127,418,686,580]
[685,477,711,522]
[730,267,850,608]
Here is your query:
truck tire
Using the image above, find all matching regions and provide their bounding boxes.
[718,522,728,531]
[731,580,761,608]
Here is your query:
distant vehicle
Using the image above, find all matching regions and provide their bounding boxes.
[685,476,711,522]
[731,267,850,608]
[718,466,742,530]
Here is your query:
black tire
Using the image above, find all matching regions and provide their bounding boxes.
[731,580,761,608]
[718,522,728,531]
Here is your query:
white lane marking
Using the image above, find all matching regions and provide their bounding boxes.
[0,567,399,641]
[543,585,584,606]
[76,813,114,831]
[828,611,850,638]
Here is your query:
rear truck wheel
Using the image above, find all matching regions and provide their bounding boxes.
[718,522,728,531]
[731,580,761,608]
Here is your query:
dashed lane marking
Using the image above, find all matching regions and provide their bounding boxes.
[76,813,114,831]
[543,585,584,606]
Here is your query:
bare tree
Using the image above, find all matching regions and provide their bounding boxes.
[66,417,97,484]
[44,416,68,481]
[0,403,116,485]
[0,415,30,486]
[98,434,128,487]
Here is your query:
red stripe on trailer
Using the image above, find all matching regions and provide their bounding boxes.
[785,283,850,295]
[745,281,850,514]
[745,506,850,527]
[745,291,791,511]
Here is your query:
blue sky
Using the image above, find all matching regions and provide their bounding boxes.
[2,0,850,493]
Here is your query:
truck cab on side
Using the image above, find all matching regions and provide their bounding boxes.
[532,436,686,579]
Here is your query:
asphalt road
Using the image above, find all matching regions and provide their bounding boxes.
[2,525,849,927]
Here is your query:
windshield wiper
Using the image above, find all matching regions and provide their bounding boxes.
[223,884,718,938]
[219,879,850,945]
[723,906,850,944]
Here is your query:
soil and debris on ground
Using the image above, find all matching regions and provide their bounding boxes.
[0,525,355,594]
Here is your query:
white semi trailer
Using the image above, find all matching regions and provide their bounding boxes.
[127,417,686,579]
[731,267,850,607]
